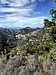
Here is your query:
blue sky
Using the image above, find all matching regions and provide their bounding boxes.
[0,0,56,28]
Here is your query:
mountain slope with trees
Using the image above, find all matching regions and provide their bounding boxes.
[0,4,56,75]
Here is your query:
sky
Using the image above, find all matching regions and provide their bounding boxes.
[0,0,56,28]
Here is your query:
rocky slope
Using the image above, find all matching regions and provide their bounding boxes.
[15,27,41,34]
[0,55,56,75]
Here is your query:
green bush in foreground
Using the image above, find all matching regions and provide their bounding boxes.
[22,9,56,60]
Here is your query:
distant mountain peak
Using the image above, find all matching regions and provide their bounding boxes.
[25,27,32,29]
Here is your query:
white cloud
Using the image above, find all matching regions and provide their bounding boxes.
[15,16,48,28]
[1,0,36,7]
[0,0,49,28]
[0,0,36,17]
[0,8,16,12]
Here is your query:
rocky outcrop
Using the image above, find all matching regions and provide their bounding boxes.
[0,55,56,75]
